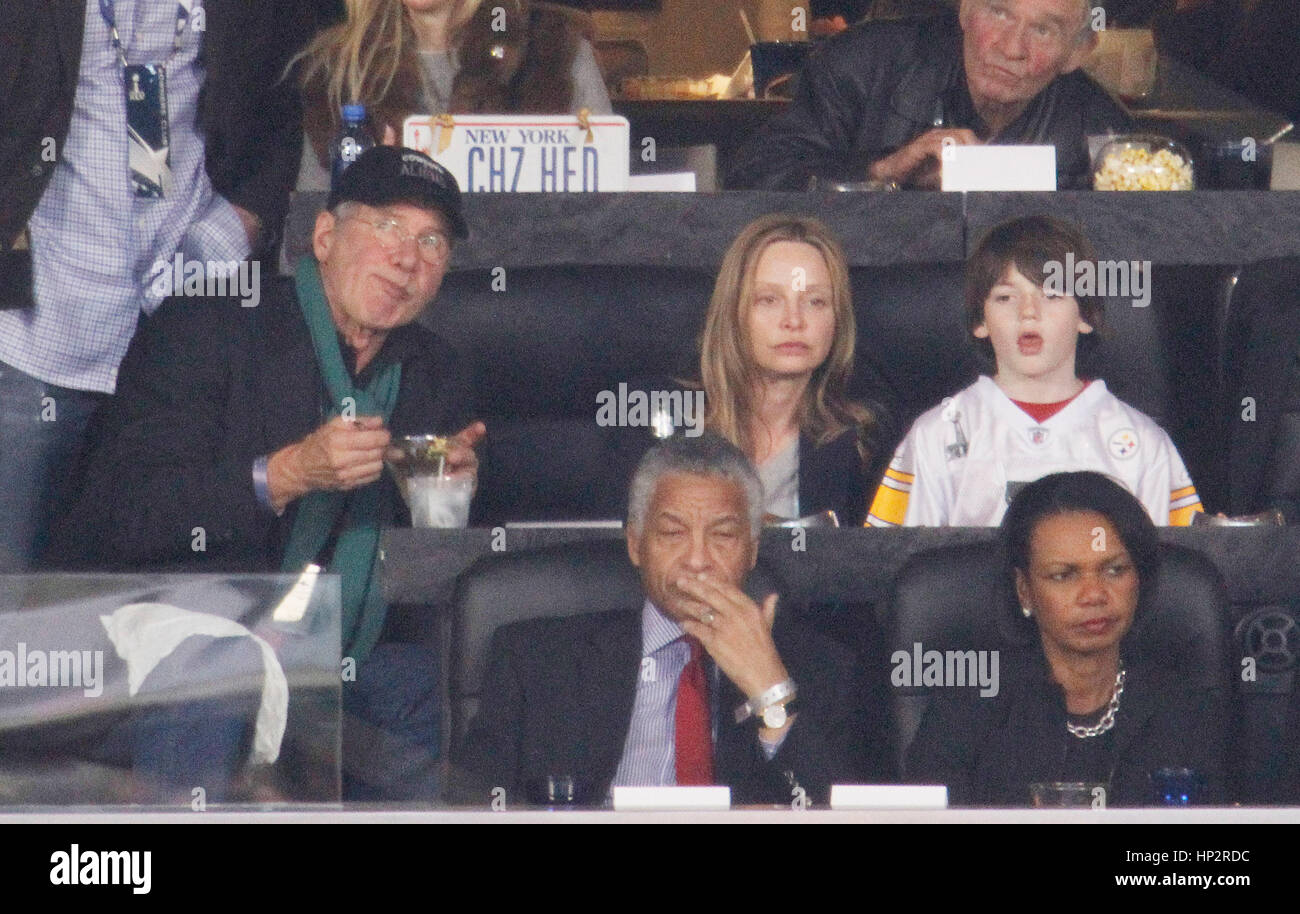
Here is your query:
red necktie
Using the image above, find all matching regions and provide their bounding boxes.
[675,635,714,785]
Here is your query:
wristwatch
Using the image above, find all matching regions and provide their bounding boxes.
[734,679,798,728]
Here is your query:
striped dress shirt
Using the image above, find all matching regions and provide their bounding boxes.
[610,600,786,793]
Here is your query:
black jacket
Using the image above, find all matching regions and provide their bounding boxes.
[47,277,473,571]
[728,10,1132,190]
[905,647,1228,806]
[451,606,888,806]
[605,378,892,527]
[0,0,317,306]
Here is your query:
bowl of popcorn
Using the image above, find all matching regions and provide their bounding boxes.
[1092,135,1195,191]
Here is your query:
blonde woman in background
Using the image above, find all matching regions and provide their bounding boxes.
[696,214,888,525]
[295,0,611,190]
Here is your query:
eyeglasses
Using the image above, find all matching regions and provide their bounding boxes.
[345,215,450,264]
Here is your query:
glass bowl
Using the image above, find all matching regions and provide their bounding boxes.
[1092,134,1195,191]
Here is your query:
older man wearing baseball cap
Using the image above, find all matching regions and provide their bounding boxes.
[49,147,481,799]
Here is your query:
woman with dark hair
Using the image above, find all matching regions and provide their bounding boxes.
[905,471,1228,805]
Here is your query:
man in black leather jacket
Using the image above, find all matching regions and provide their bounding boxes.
[729,0,1132,190]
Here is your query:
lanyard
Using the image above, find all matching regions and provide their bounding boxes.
[98,0,193,70]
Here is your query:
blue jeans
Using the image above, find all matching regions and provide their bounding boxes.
[342,642,442,801]
[0,360,105,571]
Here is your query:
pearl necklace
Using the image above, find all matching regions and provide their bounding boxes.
[1066,669,1126,739]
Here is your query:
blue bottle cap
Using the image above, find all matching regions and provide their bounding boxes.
[341,103,367,122]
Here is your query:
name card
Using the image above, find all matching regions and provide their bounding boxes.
[941,145,1057,192]
[627,172,697,192]
[830,785,949,810]
[403,114,630,193]
[611,786,732,811]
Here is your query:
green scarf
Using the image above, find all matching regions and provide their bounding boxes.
[282,256,402,663]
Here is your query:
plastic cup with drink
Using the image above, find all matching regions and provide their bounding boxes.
[387,434,473,529]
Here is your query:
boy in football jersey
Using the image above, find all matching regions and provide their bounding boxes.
[868,215,1202,527]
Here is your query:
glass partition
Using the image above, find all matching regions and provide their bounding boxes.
[0,572,340,805]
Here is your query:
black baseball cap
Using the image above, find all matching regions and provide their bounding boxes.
[327,146,468,239]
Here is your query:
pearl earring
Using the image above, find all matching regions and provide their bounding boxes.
[1021,604,1033,618]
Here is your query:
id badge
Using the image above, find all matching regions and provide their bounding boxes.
[125,63,171,197]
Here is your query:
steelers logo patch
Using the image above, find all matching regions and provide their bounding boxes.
[1108,428,1140,460]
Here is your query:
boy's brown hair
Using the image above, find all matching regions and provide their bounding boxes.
[964,215,1107,366]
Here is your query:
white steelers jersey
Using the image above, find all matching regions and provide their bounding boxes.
[867,376,1203,527]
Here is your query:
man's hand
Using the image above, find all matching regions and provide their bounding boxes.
[809,14,848,37]
[868,128,981,189]
[232,204,263,249]
[442,420,487,483]
[267,415,392,511]
[677,575,790,704]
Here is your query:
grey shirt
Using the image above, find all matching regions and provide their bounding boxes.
[758,436,800,520]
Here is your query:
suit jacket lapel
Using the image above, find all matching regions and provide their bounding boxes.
[256,284,323,453]
[577,608,641,797]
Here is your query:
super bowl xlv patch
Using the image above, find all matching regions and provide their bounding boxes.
[126,63,171,197]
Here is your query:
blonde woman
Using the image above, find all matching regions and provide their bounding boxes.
[608,215,888,526]
[697,214,886,525]
[295,0,611,190]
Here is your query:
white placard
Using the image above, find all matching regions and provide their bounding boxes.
[627,172,697,192]
[403,114,630,192]
[1272,142,1300,190]
[941,145,1057,192]
[830,784,949,810]
[611,786,732,811]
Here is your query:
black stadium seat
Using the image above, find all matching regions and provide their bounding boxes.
[1216,256,1300,517]
[423,259,1200,522]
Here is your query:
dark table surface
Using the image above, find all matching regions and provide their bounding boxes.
[285,189,1300,271]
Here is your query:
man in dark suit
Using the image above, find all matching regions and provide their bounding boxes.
[453,435,886,806]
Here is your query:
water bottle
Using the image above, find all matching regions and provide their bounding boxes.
[330,103,374,191]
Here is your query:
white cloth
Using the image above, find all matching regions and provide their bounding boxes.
[868,376,1203,527]
[99,602,289,765]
